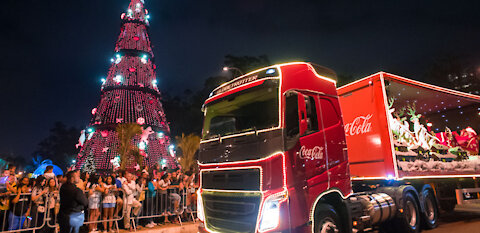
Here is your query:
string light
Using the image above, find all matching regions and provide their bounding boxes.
[114,75,123,83]
[139,141,146,150]
[157,132,164,138]
[141,54,148,64]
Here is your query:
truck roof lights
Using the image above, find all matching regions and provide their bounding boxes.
[266,68,276,74]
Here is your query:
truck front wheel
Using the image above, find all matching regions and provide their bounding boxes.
[314,204,342,233]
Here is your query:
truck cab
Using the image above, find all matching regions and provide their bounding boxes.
[197,62,351,233]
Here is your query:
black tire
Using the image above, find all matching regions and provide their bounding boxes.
[391,192,421,233]
[314,204,342,233]
[421,189,439,229]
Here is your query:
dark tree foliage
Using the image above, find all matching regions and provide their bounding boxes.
[163,55,272,139]
[424,54,480,94]
[34,122,80,170]
[0,153,27,172]
[224,55,271,78]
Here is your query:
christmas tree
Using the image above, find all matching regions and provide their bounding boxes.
[75,0,176,173]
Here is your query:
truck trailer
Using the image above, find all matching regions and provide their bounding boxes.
[196,62,480,233]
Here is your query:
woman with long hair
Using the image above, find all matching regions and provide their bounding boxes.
[40,178,58,233]
[102,176,116,233]
[142,175,157,228]
[31,176,47,229]
[87,175,104,233]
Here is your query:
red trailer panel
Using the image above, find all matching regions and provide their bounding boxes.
[337,73,397,179]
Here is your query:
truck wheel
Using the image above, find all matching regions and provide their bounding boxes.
[314,204,342,233]
[394,192,421,233]
[421,189,438,229]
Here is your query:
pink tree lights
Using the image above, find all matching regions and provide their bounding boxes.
[75,0,176,173]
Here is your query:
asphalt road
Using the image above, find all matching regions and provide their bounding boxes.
[423,207,480,233]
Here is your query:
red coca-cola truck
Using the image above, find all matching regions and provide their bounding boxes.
[196,62,480,233]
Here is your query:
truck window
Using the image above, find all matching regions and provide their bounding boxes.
[305,95,319,133]
[319,98,340,129]
[285,93,299,137]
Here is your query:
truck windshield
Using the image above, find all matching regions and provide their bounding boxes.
[202,86,279,139]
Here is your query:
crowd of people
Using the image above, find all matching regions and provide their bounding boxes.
[0,164,199,233]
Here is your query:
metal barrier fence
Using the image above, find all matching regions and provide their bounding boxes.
[135,187,198,228]
[0,186,197,233]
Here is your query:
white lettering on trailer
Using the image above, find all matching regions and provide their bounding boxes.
[344,114,373,136]
[299,146,324,160]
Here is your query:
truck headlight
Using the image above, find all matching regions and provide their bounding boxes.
[197,189,205,222]
[258,191,288,232]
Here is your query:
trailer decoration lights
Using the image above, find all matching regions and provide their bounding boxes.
[74,0,177,173]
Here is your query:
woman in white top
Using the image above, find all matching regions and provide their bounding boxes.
[87,175,104,233]
[102,176,116,233]
[157,173,170,215]
[31,176,48,228]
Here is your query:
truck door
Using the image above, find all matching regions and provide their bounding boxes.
[290,92,329,201]
[318,96,351,194]
[285,91,328,228]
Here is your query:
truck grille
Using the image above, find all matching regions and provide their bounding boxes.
[202,191,262,233]
[202,168,261,191]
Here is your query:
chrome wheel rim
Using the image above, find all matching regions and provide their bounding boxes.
[405,200,417,228]
[320,218,339,233]
[425,196,436,222]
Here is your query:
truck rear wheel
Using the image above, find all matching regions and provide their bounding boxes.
[421,189,438,229]
[314,204,342,233]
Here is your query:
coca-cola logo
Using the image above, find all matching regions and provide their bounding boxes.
[344,114,373,136]
[299,146,324,160]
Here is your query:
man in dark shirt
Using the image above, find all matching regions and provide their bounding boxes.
[59,170,88,233]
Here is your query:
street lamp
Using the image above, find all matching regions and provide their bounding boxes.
[223,66,244,78]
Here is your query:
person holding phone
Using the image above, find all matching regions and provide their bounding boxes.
[8,177,31,231]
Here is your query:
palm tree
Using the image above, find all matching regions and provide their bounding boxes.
[176,133,201,172]
[116,123,143,170]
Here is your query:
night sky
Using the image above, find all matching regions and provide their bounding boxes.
[1,0,479,157]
